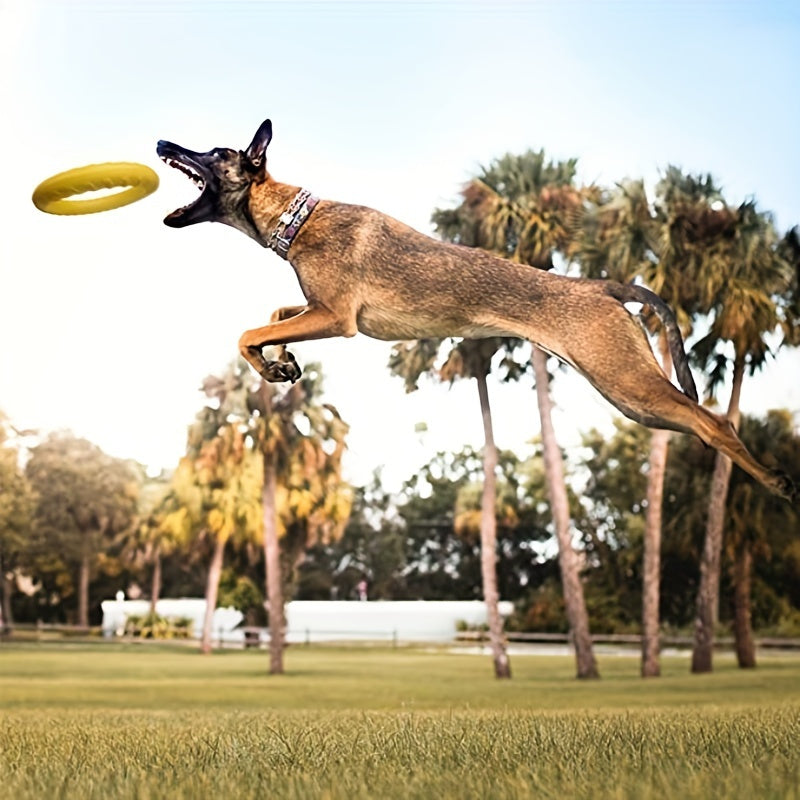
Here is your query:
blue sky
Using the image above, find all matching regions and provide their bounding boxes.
[1,0,798,487]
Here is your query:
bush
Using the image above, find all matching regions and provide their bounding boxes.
[759,605,800,638]
[508,580,568,633]
[123,612,192,639]
[454,620,488,633]
[218,572,266,627]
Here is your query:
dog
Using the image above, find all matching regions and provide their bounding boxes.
[156,119,794,501]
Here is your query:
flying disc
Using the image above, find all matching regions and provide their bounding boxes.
[32,162,159,215]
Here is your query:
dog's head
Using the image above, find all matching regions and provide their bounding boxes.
[156,118,273,238]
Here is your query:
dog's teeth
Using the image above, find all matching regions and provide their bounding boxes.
[162,155,204,192]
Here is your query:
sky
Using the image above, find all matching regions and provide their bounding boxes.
[1,0,798,490]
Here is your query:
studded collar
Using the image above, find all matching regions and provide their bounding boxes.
[267,188,320,259]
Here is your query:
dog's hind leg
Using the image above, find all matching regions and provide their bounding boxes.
[548,293,793,499]
[572,336,794,500]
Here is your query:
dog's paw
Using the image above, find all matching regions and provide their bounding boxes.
[260,355,302,384]
[280,351,302,383]
[772,470,797,503]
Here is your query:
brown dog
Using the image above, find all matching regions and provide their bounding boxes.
[156,119,794,500]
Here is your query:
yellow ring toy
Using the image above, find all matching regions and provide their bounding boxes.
[32,162,159,215]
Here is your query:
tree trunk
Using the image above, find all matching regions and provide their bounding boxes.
[474,370,512,679]
[263,450,285,675]
[77,551,90,629]
[641,336,672,678]
[149,545,162,617]
[532,346,599,679]
[733,541,756,668]
[691,354,744,673]
[200,535,225,655]
[0,558,13,634]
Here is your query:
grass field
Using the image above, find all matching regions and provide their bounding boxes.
[1,643,799,799]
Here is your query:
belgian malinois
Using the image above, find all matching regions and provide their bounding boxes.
[156,119,794,500]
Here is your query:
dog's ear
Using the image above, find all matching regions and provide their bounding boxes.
[243,119,273,171]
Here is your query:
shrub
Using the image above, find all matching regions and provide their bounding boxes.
[123,612,192,639]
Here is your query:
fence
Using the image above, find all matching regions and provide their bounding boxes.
[456,630,800,650]
[3,621,800,651]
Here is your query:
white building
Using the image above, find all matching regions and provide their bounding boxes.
[100,598,513,644]
[100,597,243,641]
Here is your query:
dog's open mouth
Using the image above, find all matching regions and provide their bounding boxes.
[156,140,213,227]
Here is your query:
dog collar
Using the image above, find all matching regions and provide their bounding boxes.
[267,188,319,259]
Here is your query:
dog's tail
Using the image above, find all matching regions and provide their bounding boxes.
[606,283,699,403]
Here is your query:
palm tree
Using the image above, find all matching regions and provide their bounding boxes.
[390,336,515,678]
[251,379,285,674]
[727,411,800,667]
[176,376,262,654]
[441,340,516,679]
[577,178,663,676]
[199,361,350,673]
[134,473,188,616]
[246,363,351,674]
[575,171,718,677]
[689,200,795,673]
[433,149,599,679]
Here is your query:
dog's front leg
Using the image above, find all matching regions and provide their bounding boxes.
[263,305,307,382]
[238,304,353,383]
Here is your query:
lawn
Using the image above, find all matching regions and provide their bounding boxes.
[1,643,799,799]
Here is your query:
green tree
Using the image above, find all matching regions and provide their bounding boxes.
[217,569,264,627]
[574,411,800,643]
[395,449,483,600]
[724,410,800,667]
[396,447,550,604]
[576,418,706,634]
[298,473,406,601]
[0,415,34,633]
[577,420,650,632]
[25,433,139,628]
